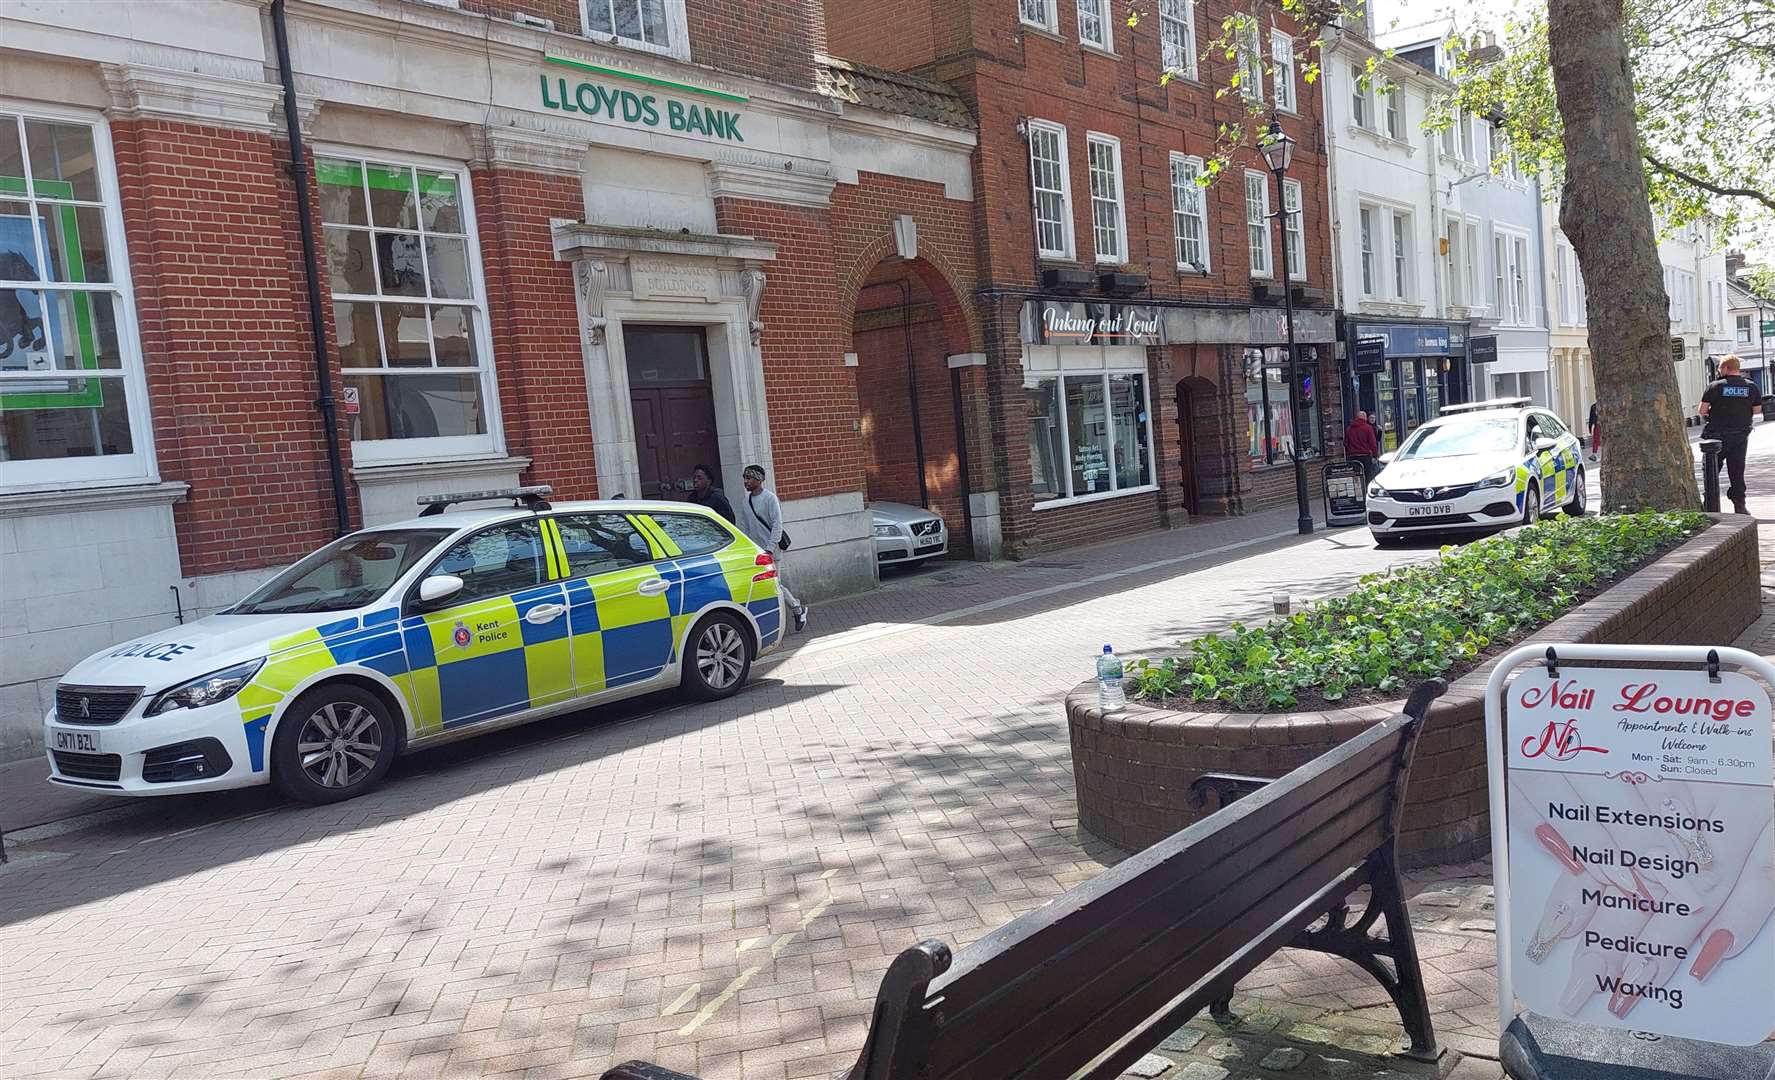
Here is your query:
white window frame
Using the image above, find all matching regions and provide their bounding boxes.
[1440,113,1456,157]
[1271,31,1297,113]
[1019,0,1058,32]
[1237,18,1264,102]
[1026,350,1159,511]
[0,101,157,492]
[1494,231,1510,319]
[1358,206,1377,297]
[1076,0,1112,51]
[1391,210,1412,300]
[580,0,691,62]
[1384,83,1404,141]
[1246,170,1273,279]
[1555,241,1573,325]
[1086,133,1127,264]
[1159,0,1197,78]
[1459,109,1475,161]
[1739,314,1755,345]
[1491,225,1531,326]
[1350,64,1371,129]
[316,145,505,466]
[1027,120,1075,261]
[1170,152,1209,271]
[1444,214,1464,307]
[1282,179,1305,281]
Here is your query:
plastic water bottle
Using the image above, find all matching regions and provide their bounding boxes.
[1097,644,1126,712]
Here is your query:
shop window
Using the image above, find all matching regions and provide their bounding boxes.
[1026,362,1155,506]
[1170,153,1208,271]
[1159,0,1197,78]
[1028,121,1074,260]
[1244,347,1322,463]
[1086,134,1125,264]
[318,153,499,463]
[0,105,156,490]
[1246,171,1272,279]
[1076,0,1111,50]
[1271,32,1296,112]
[581,0,689,61]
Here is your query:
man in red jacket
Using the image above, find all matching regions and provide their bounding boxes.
[1344,409,1382,481]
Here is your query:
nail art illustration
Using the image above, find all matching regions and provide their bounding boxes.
[1536,823,1585,876]
[1691,929,1734,982]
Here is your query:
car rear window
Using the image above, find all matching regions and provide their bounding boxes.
[650,512,735,557]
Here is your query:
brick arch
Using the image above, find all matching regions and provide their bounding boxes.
[838,230,982,357]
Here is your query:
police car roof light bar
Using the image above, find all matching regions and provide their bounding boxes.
[417,486,554,516]
[1440,396,1533,415]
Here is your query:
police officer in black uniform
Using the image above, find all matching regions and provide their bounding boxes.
[1699,354,1758,514]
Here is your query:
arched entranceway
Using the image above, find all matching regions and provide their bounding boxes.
[849,255,976,559]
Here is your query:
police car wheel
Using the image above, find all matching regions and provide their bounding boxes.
[270,684,397,804]
[1564,468,1587,516]
[683,613,753,701]
[1522,483,1542,527]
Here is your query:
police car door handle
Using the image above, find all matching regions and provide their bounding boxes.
[524,603,566,625]
[636,578,671,596]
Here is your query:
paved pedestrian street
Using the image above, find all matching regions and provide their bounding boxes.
[4,429,1771,1080]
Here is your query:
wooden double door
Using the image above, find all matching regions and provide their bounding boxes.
[625,324,721,499]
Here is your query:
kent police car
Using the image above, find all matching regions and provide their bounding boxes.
[43,488,784,804]
[1366,398,1586,543]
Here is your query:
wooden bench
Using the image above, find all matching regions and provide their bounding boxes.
[605,680,1446,1080]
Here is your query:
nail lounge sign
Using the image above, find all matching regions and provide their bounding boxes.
[1504,665,1775,1044]
[538,54,747,142]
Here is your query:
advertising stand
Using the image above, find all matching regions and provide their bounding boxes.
[1484,643,1775,1079]
[1323,459,1368,527]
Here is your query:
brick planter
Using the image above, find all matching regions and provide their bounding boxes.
[1068,516,1760,869]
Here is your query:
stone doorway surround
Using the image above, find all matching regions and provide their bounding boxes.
[552,223,777,503]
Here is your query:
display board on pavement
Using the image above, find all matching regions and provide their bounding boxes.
[1489,646,1775,1049]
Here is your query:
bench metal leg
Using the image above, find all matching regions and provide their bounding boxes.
[1209,993,1236,1024]
[1293,848,1441,1063]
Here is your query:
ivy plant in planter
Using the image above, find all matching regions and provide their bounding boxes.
[1129,512,1711,711]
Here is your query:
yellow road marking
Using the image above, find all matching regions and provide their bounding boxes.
[736,937,760,954]
[770,932,799,958]
[678,966,761,1036]
[662,983,700,1016]
[797,897,832,928]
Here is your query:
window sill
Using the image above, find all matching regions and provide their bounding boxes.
[0,479,189,518]
[351,455,533,481]
[1351,124,1413,154]
[1080,41,1119,60]
[1019,22,1066,43]
[580,31,691,64]
[1031,483,1158,512]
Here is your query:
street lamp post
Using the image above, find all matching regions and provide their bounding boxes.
[1261,119,1314,536]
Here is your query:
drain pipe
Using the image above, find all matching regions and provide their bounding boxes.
[272,0,351,537]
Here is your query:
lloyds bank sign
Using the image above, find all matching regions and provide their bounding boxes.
[538,54,747,142]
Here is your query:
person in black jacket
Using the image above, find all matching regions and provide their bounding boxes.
[1699,355,1758,514]
[687,464,735,522]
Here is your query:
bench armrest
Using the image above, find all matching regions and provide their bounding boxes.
[1189,772,1275,809]
[602,1063,702,1080]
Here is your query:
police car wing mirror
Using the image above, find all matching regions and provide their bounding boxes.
[1533,437,1558,453]
[1378,452,1396,465]
[418,575,464,605]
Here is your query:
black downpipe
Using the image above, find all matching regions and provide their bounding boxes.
[272,0,351,537]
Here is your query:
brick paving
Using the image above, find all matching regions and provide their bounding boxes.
[1,428,1770,1080]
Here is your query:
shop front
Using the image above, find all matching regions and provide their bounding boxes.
[1344,320,1471,451]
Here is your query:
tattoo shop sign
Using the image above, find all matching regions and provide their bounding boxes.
[1021,301,1163,347]
[1504,665,1775,1044]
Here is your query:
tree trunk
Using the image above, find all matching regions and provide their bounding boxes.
[1548,0,1699,511]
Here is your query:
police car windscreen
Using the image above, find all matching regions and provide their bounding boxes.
[1397,417,1518,460]
[232,529,451,615]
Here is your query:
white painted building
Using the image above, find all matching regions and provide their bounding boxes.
[1730,274,1774,385]
[1659,219,1733,419]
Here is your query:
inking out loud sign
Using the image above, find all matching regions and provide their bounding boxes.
[1022,301,1163,346]
[1506,667,1775,1043]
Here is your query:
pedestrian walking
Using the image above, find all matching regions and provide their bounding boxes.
[736,464,809,632]
[1344,409,1381,481]
[1586,401,1601,464]
[1699,355,1757,515]
[686,464,735,522]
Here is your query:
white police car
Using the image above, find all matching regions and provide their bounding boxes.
[43,488,785,804]
[1366,398,1586,544]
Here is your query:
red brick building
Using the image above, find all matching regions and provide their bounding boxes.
[0,0,979,758]
[829,0,1344,556]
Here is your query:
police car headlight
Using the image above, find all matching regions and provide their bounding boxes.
[1367,482,1387,499]
[873,524,900,538]
[146,659,265,716]
[1476,470,1515,490]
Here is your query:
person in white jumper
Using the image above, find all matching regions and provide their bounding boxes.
[735,464,809,632]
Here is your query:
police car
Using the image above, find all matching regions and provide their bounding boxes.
[43,488,785,804]
[1366,398,1586,543]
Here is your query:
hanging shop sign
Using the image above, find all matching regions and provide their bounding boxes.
[1021,301,1163,346]
[1487,645,1775,1048]
[1470,335,1499,365]
[538,55,749,143]
[1351,336,1387,375]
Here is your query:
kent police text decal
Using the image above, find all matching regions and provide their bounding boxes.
[540,76,744,142]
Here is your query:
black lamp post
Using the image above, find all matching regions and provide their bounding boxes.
[1260,119,1314,536]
